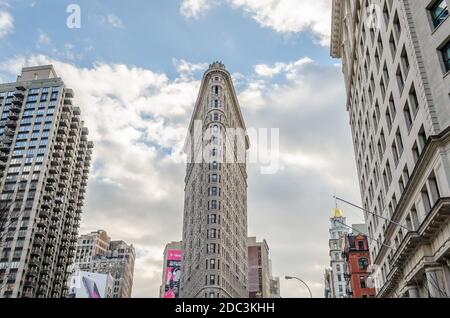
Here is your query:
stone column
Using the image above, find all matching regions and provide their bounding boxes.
[425,267,449,298]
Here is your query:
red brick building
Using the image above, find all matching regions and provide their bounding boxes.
[344,232,376,298]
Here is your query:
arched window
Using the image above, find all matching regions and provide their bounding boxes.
[359,258,369,270]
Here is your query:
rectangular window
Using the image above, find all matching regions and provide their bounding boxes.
[430,0,449,28]
[442,40,450,73]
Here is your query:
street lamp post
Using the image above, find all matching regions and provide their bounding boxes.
[285,276,313,298]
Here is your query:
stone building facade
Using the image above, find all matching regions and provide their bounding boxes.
[331,0,450,297]
[181,62,250,298]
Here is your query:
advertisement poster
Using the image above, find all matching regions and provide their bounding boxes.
[163,250,183,298]
[68,271,112,299]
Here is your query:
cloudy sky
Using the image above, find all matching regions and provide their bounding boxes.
[0,0,366,298]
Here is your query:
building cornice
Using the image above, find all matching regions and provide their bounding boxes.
[330,0,344,58]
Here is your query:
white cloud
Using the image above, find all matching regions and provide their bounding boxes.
[180,0,332,45]
[172,58,208,76]
[180,0,212,18]
[0,10,13,38]
[99,13,125,29]
[228,0,332,45]
[37,29,51,47]
[107,14,124,28]
[254,57,313,78]
[0,55,361,298]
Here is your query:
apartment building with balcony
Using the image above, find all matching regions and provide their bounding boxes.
[331,0,450,297]
[180,62,250,298]
[0,65,93,298]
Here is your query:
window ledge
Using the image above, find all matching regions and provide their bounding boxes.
[431,15,449,35]
[443,69,450,79]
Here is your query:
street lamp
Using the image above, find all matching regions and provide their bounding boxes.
[285,276,313,298]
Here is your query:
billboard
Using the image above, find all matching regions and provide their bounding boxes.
[163,249,183,298]
[68,271,113,299]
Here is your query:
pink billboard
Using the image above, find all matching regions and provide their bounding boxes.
[163,250,183,298]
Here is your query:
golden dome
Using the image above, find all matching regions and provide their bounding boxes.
[332,208,344,218]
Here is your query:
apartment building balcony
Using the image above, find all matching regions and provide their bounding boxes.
[48,229,57,239]
[39,273,50,284]
[2,136,13,145]
[24,278,37,289]
[6,120,17,129]
[66,142,74,151]
[55,134,66,143]
[46,175,56,183]
[40,201,52,210]
[54,275,64,285]
[0,144,10,154]
[70,120,79,130]
[57,257,67,266]
[42,191,52,201]
[49,220,58,230]
[45,183,56,192]
[27,268,39,279]
[72,175,80,183]
[42,257,52,267]
[28,257,41,267]
[9,104,21,113]
[68,134,77,143]
[4,127,15,137]
[8,112,19,120]
[65,88,74,99]
[31,246,44,257]
[60,172,69,181]
[22,290,34,298]
[71,106,80,116]
[15,85,26,91]
[36,217,47,228]
[57,180,68,189]
[53,204,62,213]
[54,142,64,151]
[52,149,64,159]
[47,238,57,247]
[12,97,23,105]
[64,98,73,106]
[61,164,70,173]
[60,118,70,128]
[44,247,56,256]
[33,237,45,248]
[55,266,66,276]
[65,150,75,159]
[35,227,46,238]
[13,91,25,98]
[51,211,61,221]
[68,127,77,137]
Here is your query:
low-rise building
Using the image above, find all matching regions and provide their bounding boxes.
[344,226,376,298]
